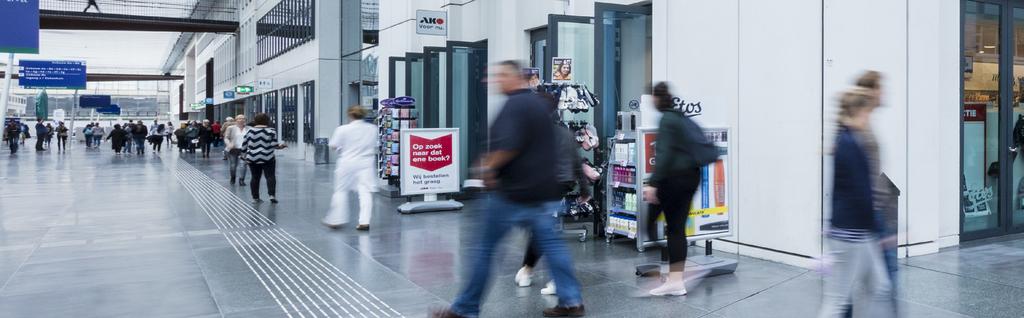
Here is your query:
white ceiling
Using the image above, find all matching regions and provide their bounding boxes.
[1,30,179,74]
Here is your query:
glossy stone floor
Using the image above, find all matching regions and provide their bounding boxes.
[1,142,1022,318]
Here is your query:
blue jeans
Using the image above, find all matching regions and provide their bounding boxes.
[451,194,582,317]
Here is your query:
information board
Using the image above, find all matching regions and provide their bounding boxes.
[641,127,731,240]
[79,95,111,108]
[18,60,87,89]
[0,0,39,54]
[400,128,460,196]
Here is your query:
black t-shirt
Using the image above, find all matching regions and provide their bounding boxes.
[490,89,560,203]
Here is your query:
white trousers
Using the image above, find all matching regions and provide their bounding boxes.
[324,168,374,225]
[818,238,894,318]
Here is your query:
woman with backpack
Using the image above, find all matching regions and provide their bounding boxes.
[642,82,718,297]
[83,124,94,148]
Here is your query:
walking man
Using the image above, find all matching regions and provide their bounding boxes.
[432,61,585,318]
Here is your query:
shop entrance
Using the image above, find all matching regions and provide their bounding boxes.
[961,0,1024,240]
[595,2,652,137]
[421,41,489,182]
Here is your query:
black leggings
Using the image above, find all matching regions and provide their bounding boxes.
[57,136,67,151]
[249,159,277,199]
[650,168,701,272]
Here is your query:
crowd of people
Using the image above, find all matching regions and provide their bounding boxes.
[1,63,897,318]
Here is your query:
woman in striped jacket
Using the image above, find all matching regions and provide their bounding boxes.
[242,113,287,203]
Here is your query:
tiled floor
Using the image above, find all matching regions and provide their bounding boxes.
[0,142,1022,317]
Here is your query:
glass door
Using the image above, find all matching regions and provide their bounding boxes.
[447,41,488,183]
[961,0,1024,240]
[595,2,652,138]
[405,53,425,128]
[424,47,447,128]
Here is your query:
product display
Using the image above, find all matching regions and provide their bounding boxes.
[377,97,419,180]
[538,83,600,114]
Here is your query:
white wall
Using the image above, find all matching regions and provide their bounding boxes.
[938,0,962,248]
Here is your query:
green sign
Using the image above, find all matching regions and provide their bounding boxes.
[190,103,206,111]
[235,86,254,94]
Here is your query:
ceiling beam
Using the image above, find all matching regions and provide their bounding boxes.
[40,10,238,33]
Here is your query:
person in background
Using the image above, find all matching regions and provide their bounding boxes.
[125,122,135,154]
[221,117,234,160]
[817,86,894,318]
[242,113,286,203]
[432,61,584,318]
[164,121,174,150]
[92,123,105,148]
[174,123,188,153]
[106,124,129,155]
[642,82,718,297]
[34,120,47,151]
[199,120,213,158]
[56,122,69,152]
[186,121,199,154]
[224,116,249,185]
[83,123,94,148]
[211,120,222,148]
[44,123,54,150]
[323,105,378,231]
[5,122,20,154]
[150,123,165,153]
[20,122,29,146]
[132,120,147,155]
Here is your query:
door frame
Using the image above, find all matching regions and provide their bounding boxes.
[388,56,406,98]
[960,0,1024,241]
[594,2,653,140]
[547,14,594,83]
[423,46,447,128]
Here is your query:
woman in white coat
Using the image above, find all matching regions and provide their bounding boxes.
[323,105,378,231]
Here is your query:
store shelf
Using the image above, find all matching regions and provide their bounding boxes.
[606,228,637,238]
[611,183,636,190]
[612,161,637,167]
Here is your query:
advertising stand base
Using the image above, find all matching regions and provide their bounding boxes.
[635,241,738,278]
[397,199,464,214]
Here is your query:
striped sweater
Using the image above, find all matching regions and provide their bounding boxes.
[242,127,279,164]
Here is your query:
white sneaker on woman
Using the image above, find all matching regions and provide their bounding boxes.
[649,281,687,296]
[515,267,532,287]
[540,281,557,295]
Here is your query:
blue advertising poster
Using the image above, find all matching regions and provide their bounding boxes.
[224,91,235,99]
[0,0,40,54]
[18,60,87,89]
[79,95,111,108]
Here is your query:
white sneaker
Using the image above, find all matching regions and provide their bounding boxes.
[515,267,532,287]
[540,281,557,295]
[649,281,687,296]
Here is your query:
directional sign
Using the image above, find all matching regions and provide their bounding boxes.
[224,91,235,99]
[18,60,87,89]
[79,95,111,108]
[0,0,39,54]
[235,86,254,94]
[96,104,121,115]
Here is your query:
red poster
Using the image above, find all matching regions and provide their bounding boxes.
[644,132,657,174]
[409,134,453,172]
[963,103,987,122]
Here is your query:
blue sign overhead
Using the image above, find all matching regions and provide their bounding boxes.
[204,97,214,104]
[223,91,235,99]
[79,95,111,108]
[18,60,87,89]
[0,0,39,54]
[96,104,121,115]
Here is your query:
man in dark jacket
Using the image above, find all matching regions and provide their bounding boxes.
[132,121,148,155]
[34,120,47,151]
[432,61,585,318]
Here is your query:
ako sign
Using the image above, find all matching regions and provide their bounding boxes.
[400,128,460,196]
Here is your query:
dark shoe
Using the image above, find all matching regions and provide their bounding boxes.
[230,177,236,184]
[239,180,246,186]
[543,305,585,317]
[269,196,279,204]
[356,224,369,231]
[252,198,263,203]
[429,308,467,318]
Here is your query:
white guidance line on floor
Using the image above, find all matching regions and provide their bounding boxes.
[173,160,404,318]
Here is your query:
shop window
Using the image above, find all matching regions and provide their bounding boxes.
[281,86,299,142]
[302,81,315,143]
[263,91,278,126]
